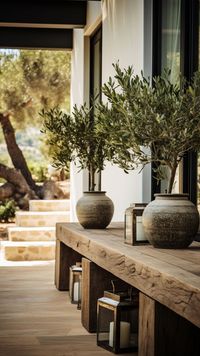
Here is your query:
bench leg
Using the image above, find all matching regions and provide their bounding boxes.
[55,240,82,291]
[139,292,200,356]
[139,293,155,356]
[81,258,127,333]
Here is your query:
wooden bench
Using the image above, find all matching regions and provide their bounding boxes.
[55,222,200,356]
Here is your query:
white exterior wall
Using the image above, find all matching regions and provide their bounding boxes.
[102,0,143,80]
[85,1,102,35]
[70,0,151,222]
[70,3,102,221]
[101,0,150,221]
[70,29,85,221]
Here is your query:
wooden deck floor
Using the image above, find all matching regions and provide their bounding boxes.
[0,262,134,356]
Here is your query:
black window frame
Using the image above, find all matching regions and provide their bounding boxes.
[144,0,199,203]
[89,25,102,190]
[89,25,102,105]
[181,0,199,205]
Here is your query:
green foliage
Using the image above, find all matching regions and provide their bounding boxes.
[28,162,48,182]
[0,49,71,182]
[40,104,112,191]
[0,49,71,129]
[98,63,200,193]
[20,50,71,113]
[0,200,16,222]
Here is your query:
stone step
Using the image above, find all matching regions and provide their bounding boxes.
[8,226,55,242]
[1,241,55,261]
[29,199,70,212]
[15,211,70,227]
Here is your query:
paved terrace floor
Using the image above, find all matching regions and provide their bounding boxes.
[0,261,134,356]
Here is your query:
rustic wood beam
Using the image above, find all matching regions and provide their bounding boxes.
[139,293,155,356]
[55,239,82,291]
[81,258,129,333]
[56,222,200,329]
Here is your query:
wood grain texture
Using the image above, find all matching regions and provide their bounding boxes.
[155,302,200,356]
[56,222,200,328]
[138,293,155,356]
[0,263,135,356]
[81,258,129,332]
[55,238,82,291]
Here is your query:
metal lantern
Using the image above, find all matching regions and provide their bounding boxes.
[124,203,148,245]
[97,283,138,354]
[77,273,82,310]
[69,262,82,306]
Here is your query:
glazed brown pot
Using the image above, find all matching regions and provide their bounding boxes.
[76,191,114,229]
[142,194,199,249]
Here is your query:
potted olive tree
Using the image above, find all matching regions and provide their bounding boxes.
[41,104,114,229]
[98,63,200,248]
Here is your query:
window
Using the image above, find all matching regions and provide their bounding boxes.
[146,0,199,203]
[197,2,200,210]
[161,0,181,194]
[89,26,102,190]
[161,0,181,82]
[90,26,102,105]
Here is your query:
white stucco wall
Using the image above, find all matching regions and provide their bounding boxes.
[85,1,102,34]
[102,0,144,80]
[70,4,102,221]
[70,29,84,221]
[70,0,151,222]
[100,0,149,221]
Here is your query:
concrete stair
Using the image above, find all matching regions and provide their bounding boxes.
[2,241,55,261]
[3,199,70,261]
[8,226,55,241]
[29,199,70,212]
[16,211,70,227]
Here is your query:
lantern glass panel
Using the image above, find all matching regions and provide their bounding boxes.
[97,304,114,347]
[77,274,82,310]
[124,209,135,245]
[120,308,138,349]
[69,264,82,304]
[97,294,138,354]
[124,204,148,245]
[136,215,145,242]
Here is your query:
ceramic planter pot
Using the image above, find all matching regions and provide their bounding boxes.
[142,194,199,249]
[76,191,114,229]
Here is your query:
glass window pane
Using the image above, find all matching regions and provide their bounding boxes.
[198,153,200,210]
[93,41,101,99]
[198,2,200,210]
[161,0,181,83]
[160,0,181,193]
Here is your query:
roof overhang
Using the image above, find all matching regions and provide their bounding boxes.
[0,27,73,50]
[1,1,87,29]
[0,0,101,49]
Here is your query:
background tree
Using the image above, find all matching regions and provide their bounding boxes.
[0,49,71,207]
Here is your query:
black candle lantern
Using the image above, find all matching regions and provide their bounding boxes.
[69,262,82,306]
[124,203,148,245]
[77,273,82,310]
[97,282,138,354]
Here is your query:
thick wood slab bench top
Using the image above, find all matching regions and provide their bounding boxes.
[56,222,200,328]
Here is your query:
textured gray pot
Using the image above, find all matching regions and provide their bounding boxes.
[76,191,114,229]
[142,194,199,249]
